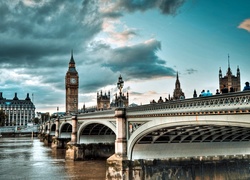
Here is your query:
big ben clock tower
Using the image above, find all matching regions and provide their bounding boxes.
[65,50,79,115]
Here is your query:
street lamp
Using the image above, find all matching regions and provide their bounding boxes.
[117,75,124,107]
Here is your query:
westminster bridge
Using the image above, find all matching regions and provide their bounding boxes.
[39,90,250,179]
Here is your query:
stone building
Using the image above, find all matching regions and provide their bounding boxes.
[36,112,50,124]
[219,58,241,92]
[97,91,111,110]
[65,51,79,115]
[112,92,129,107]
[173,72,185,100]
[0,92,35,126]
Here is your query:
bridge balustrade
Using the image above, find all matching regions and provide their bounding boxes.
[126,91,250,117]
[77,109,115,120]
[45,91,249,124]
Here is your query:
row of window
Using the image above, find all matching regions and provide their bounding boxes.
[3,109,34,113]
[1,106,35,109]
[5,123,29,126]
[7,116,33,119]
[7,120,29,122]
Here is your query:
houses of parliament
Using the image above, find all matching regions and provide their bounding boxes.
[65,52,241,114]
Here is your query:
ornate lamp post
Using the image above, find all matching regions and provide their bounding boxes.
[117,75,124,107]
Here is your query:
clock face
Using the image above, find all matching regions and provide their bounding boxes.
[70,78,76,84]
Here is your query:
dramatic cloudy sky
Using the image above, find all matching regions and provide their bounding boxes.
[0,0,250,114]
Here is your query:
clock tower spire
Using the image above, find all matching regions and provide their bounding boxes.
[65,50,79,115]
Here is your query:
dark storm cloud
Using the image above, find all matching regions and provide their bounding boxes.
[112,0,185,15]
[99,39,175,79]
[0,0,102,68]
[79,64,117,93]
[0,0,105,110]
[0,0,185,111]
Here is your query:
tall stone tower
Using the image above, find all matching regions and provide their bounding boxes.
[219,55,241,92]
[173,72,185,100]
[65,50,79,115]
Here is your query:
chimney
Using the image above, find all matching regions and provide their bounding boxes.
[25,93,31,101]
[13,92,19,100]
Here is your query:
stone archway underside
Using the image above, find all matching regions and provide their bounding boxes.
[138,124,250,144]
[79,123,115,144]
[81,123,115,135]
[60,123,72,138]
[51,124,56,131]
[61,123,72,133]
[132,124,250,160]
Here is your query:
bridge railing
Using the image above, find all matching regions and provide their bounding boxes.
[74,109,115,121]
[40,110,116,125]
[126,91,250,116]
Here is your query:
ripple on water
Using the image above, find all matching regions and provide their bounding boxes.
[0,137,106,180]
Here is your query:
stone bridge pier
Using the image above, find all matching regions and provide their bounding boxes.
[65,115,85,160]
[38,124,46,142]
[43,121,51,145]
[63,108,131,179]
[51,117,65,149]
[106,108,130,180]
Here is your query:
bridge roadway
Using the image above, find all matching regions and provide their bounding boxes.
[41,91,250,160]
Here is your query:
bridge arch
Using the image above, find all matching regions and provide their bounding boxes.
[44,124,49,133]
[59,122,72,138]
[127,115,250,160]
[50,123,56,136]
[77,120,116,144]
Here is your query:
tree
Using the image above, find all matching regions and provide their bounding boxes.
[0,110,7,126]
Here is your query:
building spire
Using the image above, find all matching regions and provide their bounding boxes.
[175,71,180,89]
[70,49,75,64]
[226,54,232,76]
[219,67,222,78]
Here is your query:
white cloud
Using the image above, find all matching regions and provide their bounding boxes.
[238,19,250,32]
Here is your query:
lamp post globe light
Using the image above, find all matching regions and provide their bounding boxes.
[117,75,124,107]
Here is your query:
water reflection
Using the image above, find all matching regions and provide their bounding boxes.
[0,137,106,180]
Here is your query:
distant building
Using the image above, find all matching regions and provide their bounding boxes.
[150,72,185,103]
[219,56,241,92]
[97,91,111,110]
[81,104,97,113]
[82,75,129,112]
[173,72,185,100]
[113,92,129,107]
[36,112,50,124]
[193,89,198,98]
[0,92,35,126]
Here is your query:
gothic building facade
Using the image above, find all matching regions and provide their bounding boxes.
[113,92,129,107]
[219,59,241,92]
[173,72,185,100]
[0,92,35,126]
[65,51,79,115]
[97,91,111,110]
[97,90,129,110]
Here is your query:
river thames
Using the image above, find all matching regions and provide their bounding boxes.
[0,137,106,180]
[1,137,250,180]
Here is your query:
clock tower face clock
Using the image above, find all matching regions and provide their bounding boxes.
[70,78,76,84]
